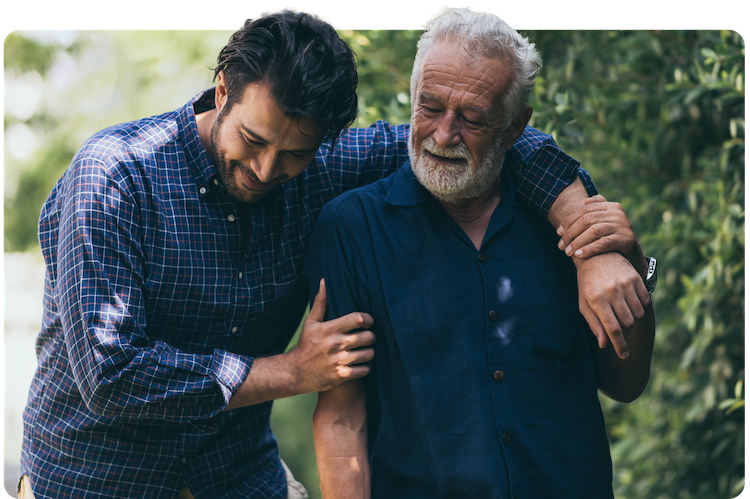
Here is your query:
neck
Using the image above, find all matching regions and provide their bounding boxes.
[436,184,501,249]
[438,182,501,224]
[195,108,217,155]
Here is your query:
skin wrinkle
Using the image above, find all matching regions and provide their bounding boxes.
[410,42,514,211]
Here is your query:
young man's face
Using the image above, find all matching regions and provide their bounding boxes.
[210,75,321,204]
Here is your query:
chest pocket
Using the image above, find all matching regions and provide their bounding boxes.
[521,266,584,358]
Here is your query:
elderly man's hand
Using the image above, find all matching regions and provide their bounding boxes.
[557,195,651,359]
[574,253,650,359]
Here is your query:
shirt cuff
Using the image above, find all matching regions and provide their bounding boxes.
[516,146,597,218]
[576,166,599,197]
[210,349,254,405]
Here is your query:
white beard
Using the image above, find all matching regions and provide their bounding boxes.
[410,128,507,203]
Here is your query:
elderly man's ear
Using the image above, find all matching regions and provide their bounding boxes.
[505,106,533,150]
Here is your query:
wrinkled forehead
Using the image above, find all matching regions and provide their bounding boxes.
[417,42,513,110]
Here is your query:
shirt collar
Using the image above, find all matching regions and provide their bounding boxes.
[176,88,221,200]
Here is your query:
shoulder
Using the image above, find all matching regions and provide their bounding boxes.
[509,126,556,157]
[312,170,401,251]
[321,169,396,219]
[63,111,183,193]
[75,111,180,170]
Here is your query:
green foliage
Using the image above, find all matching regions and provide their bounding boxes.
[525,29,745,498]
[4,30,229,252]
[4,29,744,499]
[339,30,421,127]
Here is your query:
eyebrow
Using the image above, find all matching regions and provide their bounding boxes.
[238,122,319,155]
[419,92,494,122]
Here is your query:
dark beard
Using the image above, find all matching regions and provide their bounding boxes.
[208,107,263,204]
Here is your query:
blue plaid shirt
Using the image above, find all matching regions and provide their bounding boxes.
[21,89,596,498]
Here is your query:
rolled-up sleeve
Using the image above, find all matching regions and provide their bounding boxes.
[507,129,599,218]
[56,155,252,421]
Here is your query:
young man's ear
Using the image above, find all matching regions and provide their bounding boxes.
[215,70,229,113]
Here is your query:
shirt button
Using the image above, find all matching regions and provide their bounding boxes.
[227,214,236,222]
[231,326,239,334]
[181,457,188,464]
[199,186,207,195]
[478,252,487,263]
[494,370,504,382]
[213,178,220,186]
[238,272,243,280]
[502,433,511,445]
[488,310,498,321]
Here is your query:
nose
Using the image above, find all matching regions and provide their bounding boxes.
[251,149,281,183]
[432,111,462,149]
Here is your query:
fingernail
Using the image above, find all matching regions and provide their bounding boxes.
[556,226,564,235]
[565,246,572,256]
[558,239,564,249]
[574,249,583,257]
[621,350,629,359]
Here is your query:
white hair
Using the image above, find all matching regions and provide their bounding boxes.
[410,8,542,129]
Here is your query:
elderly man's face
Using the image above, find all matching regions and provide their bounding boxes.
[410,42,514,202]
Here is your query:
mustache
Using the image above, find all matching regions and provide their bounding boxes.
[421,137,472,161]
[232,160,290,185]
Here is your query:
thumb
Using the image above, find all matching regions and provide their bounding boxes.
[306,278,328,324]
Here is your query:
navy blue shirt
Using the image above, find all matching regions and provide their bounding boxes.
[305,162,613,499]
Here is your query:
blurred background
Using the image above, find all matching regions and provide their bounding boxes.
[3,28,744,498]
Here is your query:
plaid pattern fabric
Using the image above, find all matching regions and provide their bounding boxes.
[20,89,596,498]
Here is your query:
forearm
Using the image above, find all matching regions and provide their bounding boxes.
[595,301,656,403]
[547,177,589,229]
[226,353,301,410]
[313,381,370,499]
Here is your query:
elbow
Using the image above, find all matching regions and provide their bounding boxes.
[605,389,642,404]
[80,378,123,417]
[78,367,141,418]
[601,371,651,404]
[313,404,367,436]
[313,394,367,437]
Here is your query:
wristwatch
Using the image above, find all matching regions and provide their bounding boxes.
[643,256,657,293]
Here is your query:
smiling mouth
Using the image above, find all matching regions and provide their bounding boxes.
[236,164,287,191]
[424,150,468,165]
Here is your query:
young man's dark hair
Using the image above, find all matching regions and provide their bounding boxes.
[214,10,359,143]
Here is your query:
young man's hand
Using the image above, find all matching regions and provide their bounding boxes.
[557,195,649,277]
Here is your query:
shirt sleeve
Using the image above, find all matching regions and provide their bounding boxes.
[505,127,599,218]
[323,123,596,219]
[303,197,367,321]
[52,153,252,422]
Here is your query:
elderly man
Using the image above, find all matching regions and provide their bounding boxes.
[306,8,655,499]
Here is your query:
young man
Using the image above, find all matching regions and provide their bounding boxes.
[20,9,648,499]
[307,9,656,498]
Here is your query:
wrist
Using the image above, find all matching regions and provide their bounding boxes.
[228,354,301,410]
